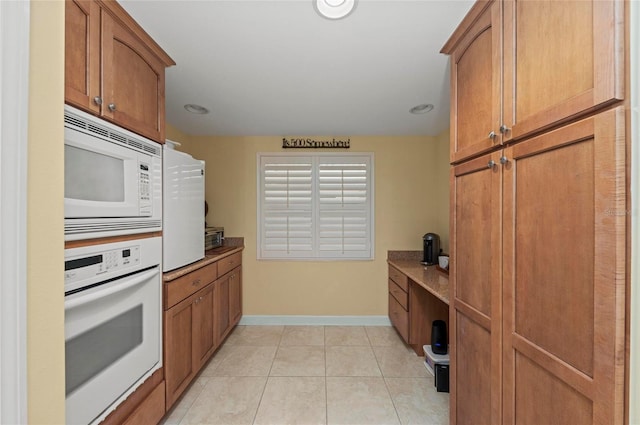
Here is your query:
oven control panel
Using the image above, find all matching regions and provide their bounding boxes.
[64,237,161,294]
[65,245,140,287]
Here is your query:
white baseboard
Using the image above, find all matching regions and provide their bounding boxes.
[238,315,392,326]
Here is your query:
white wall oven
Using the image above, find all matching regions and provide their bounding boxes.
[64,105,162,241]
[64,237,162,425]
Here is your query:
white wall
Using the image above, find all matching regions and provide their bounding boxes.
[0,1,29,423]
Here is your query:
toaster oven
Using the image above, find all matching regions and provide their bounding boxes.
[205,227,224,250]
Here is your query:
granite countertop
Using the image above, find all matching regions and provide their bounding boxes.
[163,238,244,282]
[387,250,449,305]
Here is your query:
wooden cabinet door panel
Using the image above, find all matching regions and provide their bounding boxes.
[502,108,626,424]
[65,0,100,113]
[451,153,501,317]
[450,151,502,424]
[164,297,194,408]
[448,1,502,163]
[454,313,493,424]
[228,267,242,326]
[502,0,624,142]
[193,284,215,369]
[101,12,166,142]
[214,275,230,344]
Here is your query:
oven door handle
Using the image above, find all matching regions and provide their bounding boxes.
[65,268,159,310]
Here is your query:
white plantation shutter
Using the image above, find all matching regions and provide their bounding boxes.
[260,157,314,258]
[318,158,371,258]
[258,153,374,260]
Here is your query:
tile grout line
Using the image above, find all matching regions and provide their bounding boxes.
[323,326,329,425]
[368,329,403,425]
[251,327,284,425]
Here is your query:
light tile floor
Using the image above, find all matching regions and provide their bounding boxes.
[161,325,449,425]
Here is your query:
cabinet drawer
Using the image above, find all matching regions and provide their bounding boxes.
[218,252,242,276]
[389,294,409,343]
[388,265,408,292]
[388,279,408,310]
[165,262,218,309]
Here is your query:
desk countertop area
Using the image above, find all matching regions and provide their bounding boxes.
[387,251,449,305]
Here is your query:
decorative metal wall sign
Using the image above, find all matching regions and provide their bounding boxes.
[282,137,350,149]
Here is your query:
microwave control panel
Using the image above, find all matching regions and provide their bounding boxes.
[65,244,141,288]
[139,162,151,215]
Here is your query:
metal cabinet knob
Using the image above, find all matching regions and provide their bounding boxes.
[108,103,116,112]
[93,96,102,106]
[500,156,509,165]
[499,124,510,134]
[487,160,496,168]
[488,131,496,139]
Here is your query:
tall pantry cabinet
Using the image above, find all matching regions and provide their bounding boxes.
[442,0,628,424]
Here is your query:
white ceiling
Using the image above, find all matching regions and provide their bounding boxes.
[120,0,473,137]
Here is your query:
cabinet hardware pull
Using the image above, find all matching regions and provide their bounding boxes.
[500,156,509,165]
[108,103,116,112]
[488,131,496,139]
[93,96,103,106]
[192,279,201,286]
[487,160,496,168]
[499,124,510,134]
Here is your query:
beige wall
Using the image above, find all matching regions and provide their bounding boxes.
[175,134,450,316]
[433,129,450,254]
[27,1,66,423]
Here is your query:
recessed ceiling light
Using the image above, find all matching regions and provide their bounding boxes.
[184,104,209,114]
[314,0,357,20]
[410,104,434,114]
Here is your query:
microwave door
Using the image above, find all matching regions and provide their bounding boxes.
[64,129,147,218]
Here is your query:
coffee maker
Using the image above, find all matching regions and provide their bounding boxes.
[422,233,440,265]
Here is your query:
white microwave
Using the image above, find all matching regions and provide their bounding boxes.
[64,105,162,241]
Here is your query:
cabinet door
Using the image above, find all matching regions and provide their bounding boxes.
[450,151,502,424]
[502,108,626,424]
[502,0,624,142]
[164,297,194,408]
[65,0,100,113]
[448,1,502,164]
[193,284,215,370]
[228,267,242,327]
[101,11,166,142]
[214,275,230,344]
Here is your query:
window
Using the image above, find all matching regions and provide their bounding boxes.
[258,153,374,260]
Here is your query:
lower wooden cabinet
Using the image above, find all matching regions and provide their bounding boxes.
[163,251,243,412]
[388,264,449,355]
[122,380,166,425]
[214,265,242,345]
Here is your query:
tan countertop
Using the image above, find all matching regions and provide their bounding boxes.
[387,257,449,305]
[163,244,244,282]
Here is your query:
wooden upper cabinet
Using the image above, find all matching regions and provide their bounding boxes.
[442,0,624,163]
[101,10,168,142]
[501,107,626,424]
[501,0,624,142]
[64,0,175,143]
[443,1,502,164]
[65,0,100,113]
